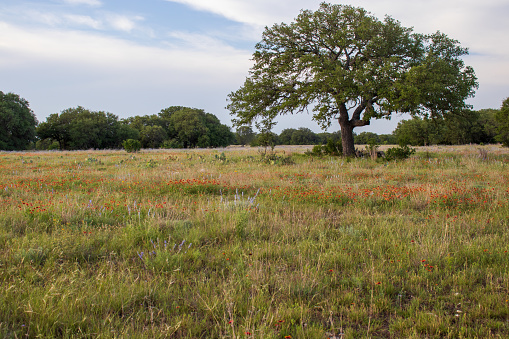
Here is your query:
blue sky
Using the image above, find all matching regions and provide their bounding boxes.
[1,0,508,134]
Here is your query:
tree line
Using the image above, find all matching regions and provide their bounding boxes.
[233,101,509,148]
[0,91,238,151]
[236,127,396,147]
[393,106,508,146]
[1,90,508,151]
[4,101,235,150]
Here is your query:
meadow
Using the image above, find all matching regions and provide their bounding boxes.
[0,145,508,338]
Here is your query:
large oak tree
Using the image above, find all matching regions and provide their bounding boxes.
[227,3,478,156]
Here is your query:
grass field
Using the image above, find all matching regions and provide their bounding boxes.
[0,145,508,338]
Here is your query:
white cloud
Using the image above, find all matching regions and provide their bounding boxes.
[21,10,63,27]
[0,21,249,72]
[7,6,149,34]
[63,14,102,29]
[165,31,241,52]
[165,0,308,27]
[165,0,509,56]
[106,14,144,33]
[61,0,102,6]
[0,20,252,120]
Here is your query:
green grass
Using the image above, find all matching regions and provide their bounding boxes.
[0,145,508,338]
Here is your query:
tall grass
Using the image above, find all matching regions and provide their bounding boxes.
[0,146,508,338]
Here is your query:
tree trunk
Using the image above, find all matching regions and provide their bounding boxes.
[340,122,356,157]
[337,102,370,157]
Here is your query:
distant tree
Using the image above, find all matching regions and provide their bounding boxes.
[122,107,234,149]
[37,107,124,150]
[393,117,443,146]
[317,131,342,144]
[141,125,167,148]
[0,91,38,150]
[290,128,319,145]
[251,131,279,148]
[278,129,297,145]
[169,108,208,148]
[158,106,187,137]
[378,134,397,145]
[278,128,319,145]
[495,98,509,147]
[477,109,498,144]
[394,108,503,146]
[235,126,256,146]
[117,124,140,144]
[355,132,379,145]
[122,115,163,134]
[37,113,72,150]
[67,108,120,149]
[167,108,234,148]
[441,110,484,145]
[203,113,235,147]
[228,3,477,156]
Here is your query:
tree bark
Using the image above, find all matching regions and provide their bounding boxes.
[338,103,370,157]
[338,102,369,157]
[340,122,356,156]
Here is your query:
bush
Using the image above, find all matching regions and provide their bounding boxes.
[122,139,141,153]
[307,139,343,156]
[385,145,415,161]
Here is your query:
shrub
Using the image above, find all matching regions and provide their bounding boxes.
[122,139,141,153]
[309,145,324,156]
[307,139,343,157]
[385,145,416,161]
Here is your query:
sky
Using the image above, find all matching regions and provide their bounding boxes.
[1,0,508,134]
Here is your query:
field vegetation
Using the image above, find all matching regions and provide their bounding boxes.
[0,145,508,338]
